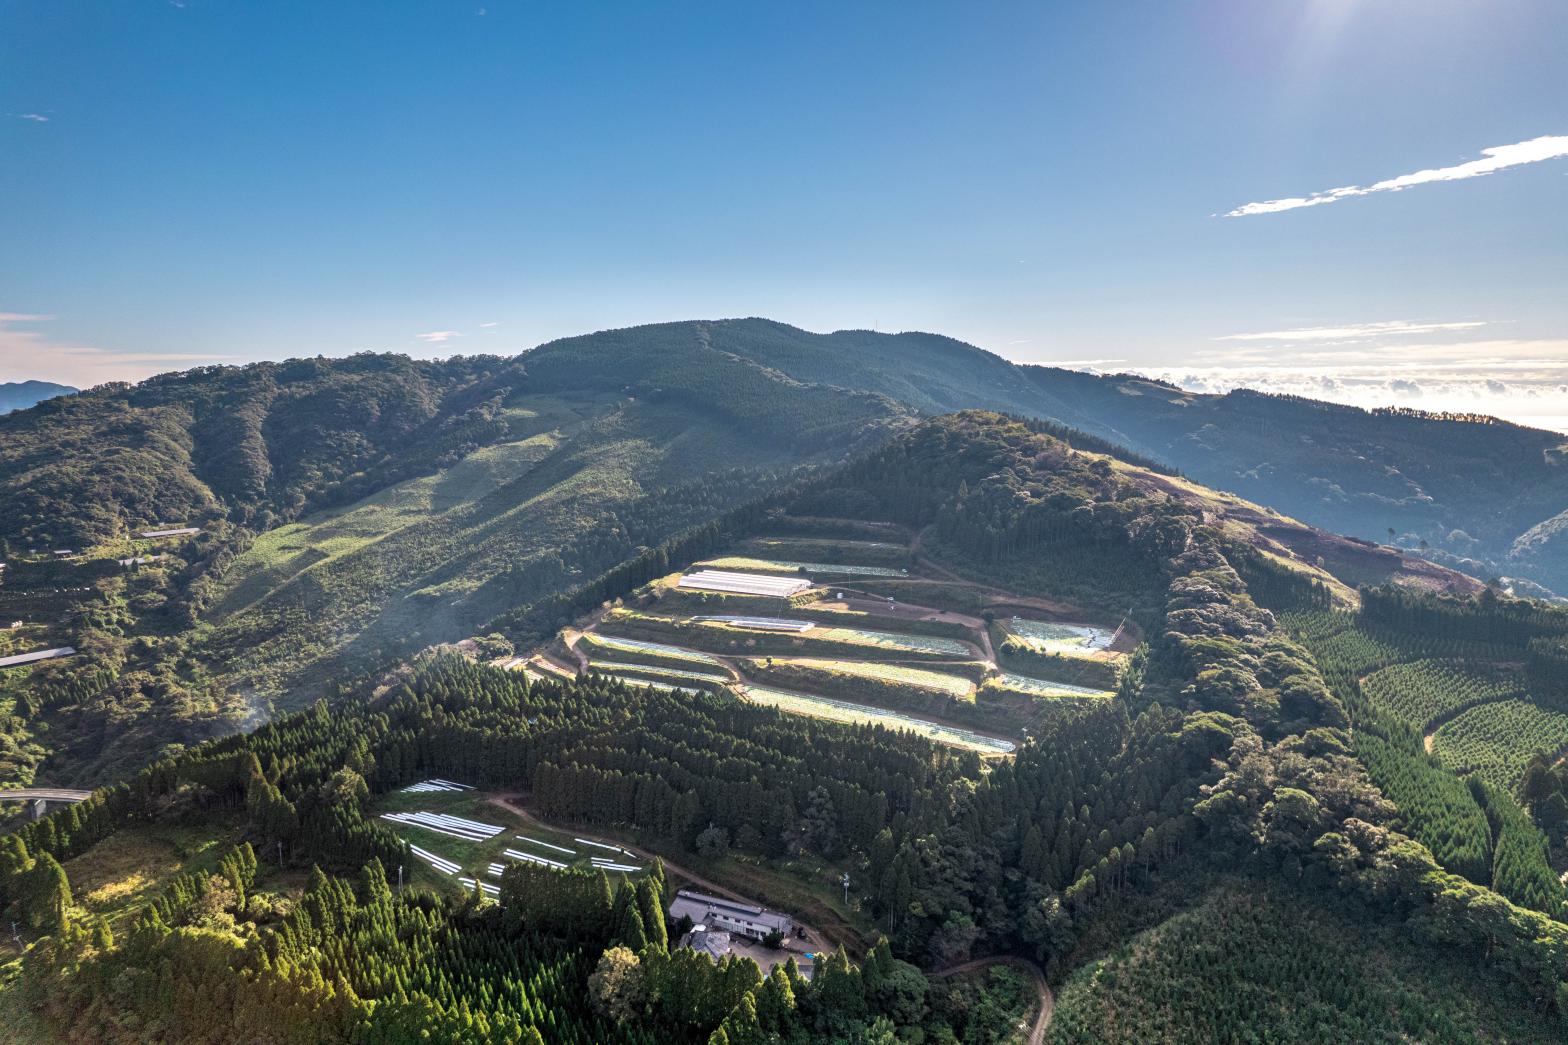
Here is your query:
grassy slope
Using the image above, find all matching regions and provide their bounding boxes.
[195,395,831,702]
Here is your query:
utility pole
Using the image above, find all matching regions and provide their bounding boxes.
[10,921,20,950]
[398,864,404,893]
[277,840,284,869]
[841,871,850,905]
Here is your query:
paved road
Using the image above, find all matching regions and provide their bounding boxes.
[0,788,92,802]
[934,956,1054,1045]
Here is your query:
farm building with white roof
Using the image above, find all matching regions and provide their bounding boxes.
[668,889,794,941]
[676,569,811,599]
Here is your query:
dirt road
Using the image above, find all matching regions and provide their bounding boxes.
[934,956,1054,1045]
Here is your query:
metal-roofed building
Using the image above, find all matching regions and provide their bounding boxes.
[679,927,732,962]
[668,889,794,941]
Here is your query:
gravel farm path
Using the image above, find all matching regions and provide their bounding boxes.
[934,956,1054,1044]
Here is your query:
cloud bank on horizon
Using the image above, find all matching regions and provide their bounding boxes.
[1225,135,1568,217]
[1096,324,1568,434]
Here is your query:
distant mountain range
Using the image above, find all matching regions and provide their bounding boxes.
[2,318,1564,596]
[0,380,75,414]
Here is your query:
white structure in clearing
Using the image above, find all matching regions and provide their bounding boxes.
[0,647,76,669]
[139,526,201,539]
[676,569,811,599]
[668,889,794,941]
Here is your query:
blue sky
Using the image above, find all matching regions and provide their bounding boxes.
[3,1,1566,428]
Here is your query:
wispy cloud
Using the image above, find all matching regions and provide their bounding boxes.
[0,312,229,386]
[415,330,462,343]
[1216,320,1487,343]
[16,113,49,123]
[1225,135,1568,217]
[479,321,499,329]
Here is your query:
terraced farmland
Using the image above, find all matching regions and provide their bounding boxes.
[698,555,909,577]
[1362,659,1524,731]
[1002,617,1116,653]
[600,609,975,662]
[576,631,725,669]
[740,536,910,567]
[985,671,1114,700]
[544,531,1139,756]
[586,659,731,684]
[587,660,728,693]
[743,657,976,701]
[739,684,1015,755]
[1431,700,1568,790]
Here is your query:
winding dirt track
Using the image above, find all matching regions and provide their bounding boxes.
[934,956,1054,1044]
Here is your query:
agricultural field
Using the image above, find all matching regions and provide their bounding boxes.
[546,530,1145,753]
[576,630,726,669]
[585,659,731,685]
[984,671,1115,701]
[594,674,705,695]
[1430,699,1568,790]
[599,609,977,662]
[737,536,911,568]
[742,657,976,701]
[739,684,1015,755]
[697,555,909,578]
[588,662,723,694]
[1361,659,1524,731]
[1001,617,1117,653]
[373,783,649,890]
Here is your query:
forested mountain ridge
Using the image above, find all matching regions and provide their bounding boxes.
[0,344,913,786]
[641,319,1568,594]
[0,380,75,415]
[6,317,1560,593]
[6,411,1567,1042]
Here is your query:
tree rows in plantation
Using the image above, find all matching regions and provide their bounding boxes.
[1432,699,1568,791]
[1362,658,1525,732]
[1288,611,1566,919]
[1360,584,1568,673]
[1351,718,1494,885]
[1046,881,1563,1043]
[1279,586,1568,922]
[1473,779,1567,918]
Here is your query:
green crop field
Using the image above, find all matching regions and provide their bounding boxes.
[985,671,1114,701]
[739,684,1015,755]
[737,536,910,568]
[743,657,976,700]
[1431,699,1568,789]
[586,658,730,684]
[698,555,909,577]
[576,630,726,668]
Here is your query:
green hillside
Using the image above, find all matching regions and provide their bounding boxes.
[6,411,1567,1042]
[6,319,1565,597]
